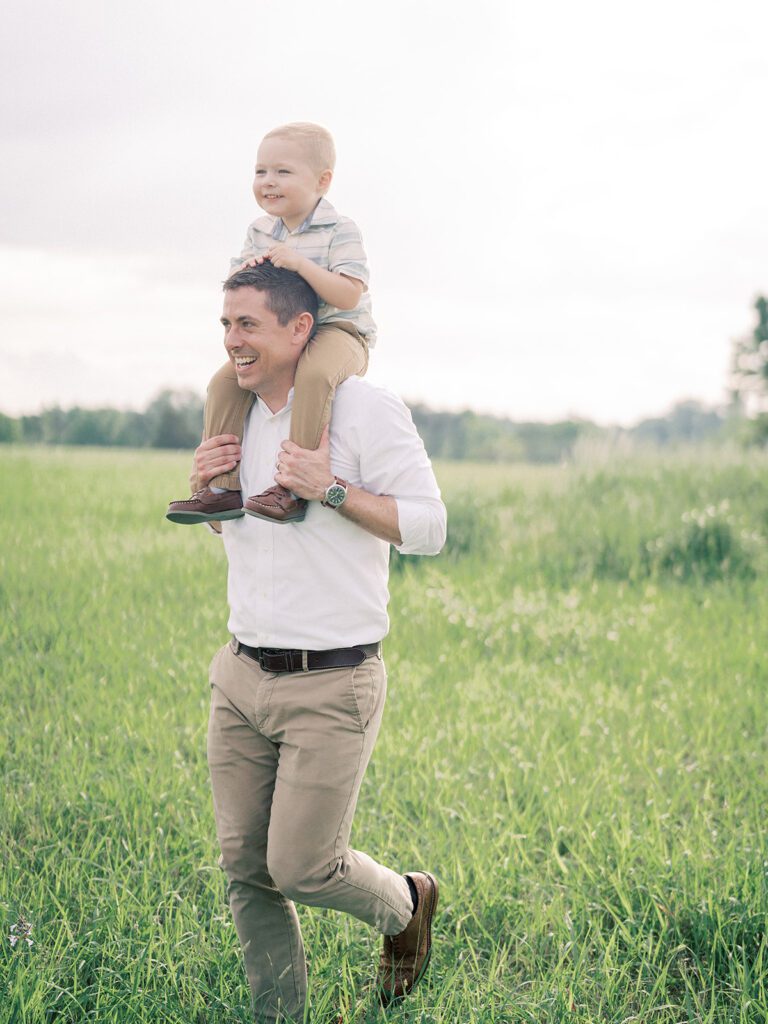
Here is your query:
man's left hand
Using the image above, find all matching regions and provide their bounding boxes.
[275,426,333,500]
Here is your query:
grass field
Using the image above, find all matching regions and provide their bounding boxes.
[2,445,768,1023]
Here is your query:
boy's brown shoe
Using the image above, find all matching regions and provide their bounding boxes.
[377,872,438,1006]
[243,484,308,524]
[166,487,244,524]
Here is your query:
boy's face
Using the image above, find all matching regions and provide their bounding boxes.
[253,137,331,230]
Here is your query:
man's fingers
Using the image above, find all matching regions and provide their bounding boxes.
[200,434,239,450]
[318,425,330,449]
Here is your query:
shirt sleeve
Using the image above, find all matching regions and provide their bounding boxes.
[351,387,447,556]
[327,218,370,287]
[230,223,272,271]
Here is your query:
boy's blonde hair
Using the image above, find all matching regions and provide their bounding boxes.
[262,122,336,174]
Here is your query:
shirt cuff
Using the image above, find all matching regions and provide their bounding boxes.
[394,497,447,556]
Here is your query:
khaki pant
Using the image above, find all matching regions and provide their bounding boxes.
[207,641,412,1023]
[204,323,368,491]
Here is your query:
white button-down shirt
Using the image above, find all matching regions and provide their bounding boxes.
[221,378,446,650]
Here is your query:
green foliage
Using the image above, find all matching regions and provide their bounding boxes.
[2,447,768,1022]
[731,294,768,445]
[391,491,501,572]
[642,501,758,582]
[7,390,204,449]
[0,398,730,461]
[0,412,19,443]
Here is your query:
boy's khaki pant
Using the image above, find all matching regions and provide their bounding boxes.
[204,322,368,491]
[207,641,412,1023]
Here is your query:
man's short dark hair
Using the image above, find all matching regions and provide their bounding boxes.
[223,262,319,328]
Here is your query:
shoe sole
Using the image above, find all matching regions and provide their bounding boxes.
[165,509,245,524]
[379,872,439,1007]
[242,506,306,524]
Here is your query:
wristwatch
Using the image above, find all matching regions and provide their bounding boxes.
[321,476,348,509]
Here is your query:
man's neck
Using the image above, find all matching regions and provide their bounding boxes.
[256,381,293,415]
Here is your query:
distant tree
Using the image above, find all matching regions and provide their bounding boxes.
[731,295,768,443]
[0,412,19,443]
[145,390,204,449]
[631,400,725,446]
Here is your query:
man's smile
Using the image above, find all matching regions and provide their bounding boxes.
[234,355,258,369]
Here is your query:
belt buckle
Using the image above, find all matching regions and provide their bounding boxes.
[258,648,278,672]
[259,648,295,673]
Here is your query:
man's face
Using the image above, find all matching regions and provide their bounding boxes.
[253,136,329,230]
[220,287,305,401]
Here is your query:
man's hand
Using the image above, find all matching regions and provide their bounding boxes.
[275,426,332,500]
[194,434,242,487]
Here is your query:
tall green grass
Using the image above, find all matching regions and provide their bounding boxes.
[2,446,767,1023]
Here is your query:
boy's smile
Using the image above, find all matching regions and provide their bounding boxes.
[253,137,332,231]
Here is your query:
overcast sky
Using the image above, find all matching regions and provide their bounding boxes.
[1,0,765,424]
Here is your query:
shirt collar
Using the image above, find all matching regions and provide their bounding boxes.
[252,197,339,240]
[254,386,294,419]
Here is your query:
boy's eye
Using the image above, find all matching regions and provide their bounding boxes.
[278,169,291,174]
[254,169,265,176]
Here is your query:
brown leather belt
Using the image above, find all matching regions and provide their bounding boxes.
[233,638,380,674]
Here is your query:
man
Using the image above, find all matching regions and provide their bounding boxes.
[193,264,446,1022]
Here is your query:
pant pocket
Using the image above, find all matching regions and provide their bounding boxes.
[348,662,378,731]
[208,643,228,687]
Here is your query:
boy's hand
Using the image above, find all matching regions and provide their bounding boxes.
[274,426,332,500]
[237,247,305,273]
[263,243,304,272]
[194,434,241,486]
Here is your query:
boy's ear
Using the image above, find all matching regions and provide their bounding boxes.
[318,168,333,192]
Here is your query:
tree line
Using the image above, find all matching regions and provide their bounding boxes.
[2,295,765,461]
[0,392,733,464]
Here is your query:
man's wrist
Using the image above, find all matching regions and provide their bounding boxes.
[321,476,349,508]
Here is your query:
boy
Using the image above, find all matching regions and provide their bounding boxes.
[166,121,375,525]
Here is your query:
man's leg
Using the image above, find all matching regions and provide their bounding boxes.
[207,644,307,1022]
[262,655,414,935]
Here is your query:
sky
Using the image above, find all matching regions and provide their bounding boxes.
[1,0,766,425]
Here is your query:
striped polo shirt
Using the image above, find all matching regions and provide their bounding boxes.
[230,198,377,346]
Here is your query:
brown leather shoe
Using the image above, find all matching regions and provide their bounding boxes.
[165,487,244,524]
[377,872,438,1006]
[243,484,308,524]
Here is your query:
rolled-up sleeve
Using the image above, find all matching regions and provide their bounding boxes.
[353,388,447,556]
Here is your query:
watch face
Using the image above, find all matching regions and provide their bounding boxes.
[326,483,346,507]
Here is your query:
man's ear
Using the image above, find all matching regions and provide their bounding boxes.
[318,168,333,193]
[292,312,315,346]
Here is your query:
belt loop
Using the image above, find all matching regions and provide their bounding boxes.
[301,650,309,672]
[231,637,241,654]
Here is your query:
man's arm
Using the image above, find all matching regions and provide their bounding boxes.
[276,386,447,555]
[275,428,403,544]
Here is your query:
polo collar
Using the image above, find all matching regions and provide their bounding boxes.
[252,198,339,240]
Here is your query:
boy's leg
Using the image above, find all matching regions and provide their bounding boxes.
[288,323,368,450]
[242,325,368,525]
[205,361,256,490]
